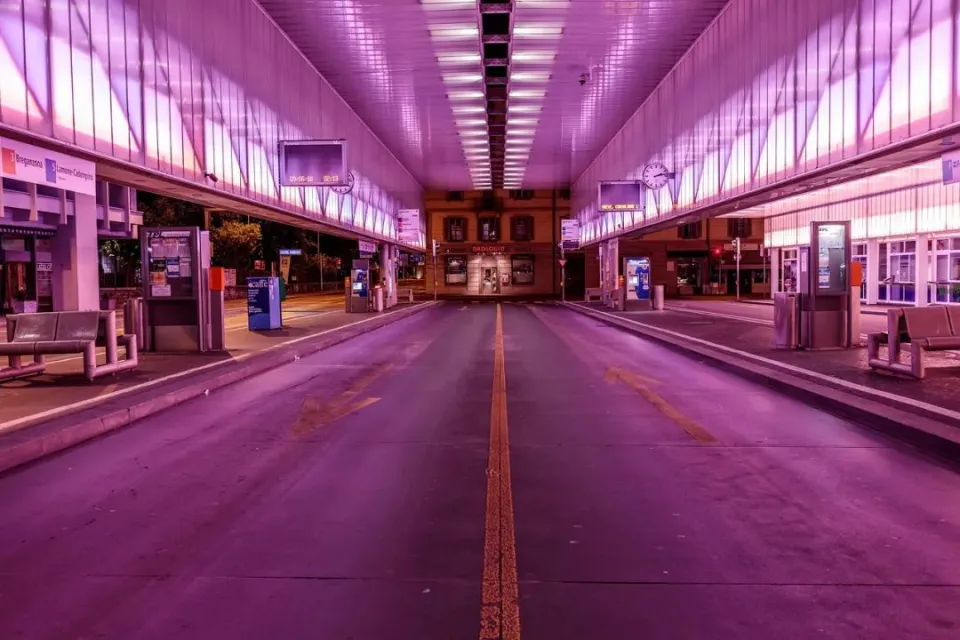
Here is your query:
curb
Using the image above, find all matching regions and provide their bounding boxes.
[562,302,960,460]
[0,302,440,475]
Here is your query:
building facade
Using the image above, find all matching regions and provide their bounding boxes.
[584,216,767,298]
[425,189,570,297]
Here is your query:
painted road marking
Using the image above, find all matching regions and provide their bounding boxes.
[292,363,391,436]
[567,303,960,432]
[0,302,441,436]
[604,367,717,444]
[480,304,521,640]
[460,306,469,311]
[603,366,661,388]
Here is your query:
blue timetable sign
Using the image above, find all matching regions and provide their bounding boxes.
[247,276,282,331]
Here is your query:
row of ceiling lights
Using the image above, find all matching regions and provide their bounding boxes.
[424,0,569,190]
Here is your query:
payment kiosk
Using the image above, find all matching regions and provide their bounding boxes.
[797,221,851,349]
[347,258,370,313]
[620,256,652,310]
[140,226,221,351]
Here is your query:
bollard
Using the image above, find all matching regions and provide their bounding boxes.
[653,285,665,311]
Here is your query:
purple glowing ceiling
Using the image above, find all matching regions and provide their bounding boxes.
[256,0,730,190]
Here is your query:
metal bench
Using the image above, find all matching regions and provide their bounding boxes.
[867,306,960,378]
[585,287,602,303]
[396,287,414,303]
[0,310,139,382]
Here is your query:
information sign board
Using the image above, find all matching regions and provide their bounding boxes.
[247,276,282,330]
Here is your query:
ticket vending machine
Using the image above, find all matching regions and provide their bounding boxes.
[348,258,369,313]
[797,221,851,349]
[620,256,652,311]
[140,227,217,352]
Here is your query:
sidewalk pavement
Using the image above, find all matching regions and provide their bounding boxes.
[739,296,895,316]
[565,301,960,453]
[665,299,890,335]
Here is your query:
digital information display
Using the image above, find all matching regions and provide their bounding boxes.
[598,181,643,211]
[279,140,347,187]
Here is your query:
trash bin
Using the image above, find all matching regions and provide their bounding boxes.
[374,285,384,312]
[653,285,665,311]
[773,292,798,349]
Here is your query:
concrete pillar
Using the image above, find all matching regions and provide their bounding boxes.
[770,248,781,298]
[866,239,880,305]
[915,234,929,307]
[51,193,99,311]
[379,242,396,308]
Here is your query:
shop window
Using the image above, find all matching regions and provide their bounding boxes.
[511,216,534,242]
[479,216,500,242]
[444,255,467,285]
[678,222,702,239]
[727,218,751,239]
[511,255,534,285]
[445,217,467,242]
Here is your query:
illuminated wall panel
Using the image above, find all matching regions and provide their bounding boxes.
[0,0,423,248]
[762,161,960,248]
[574,0,960,247]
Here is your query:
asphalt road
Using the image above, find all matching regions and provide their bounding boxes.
[0,302,958,639]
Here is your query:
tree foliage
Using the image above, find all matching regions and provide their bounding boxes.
[211,219,262,270]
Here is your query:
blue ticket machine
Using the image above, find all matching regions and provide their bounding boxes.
[247,276,282,330]
[623,257,652,309]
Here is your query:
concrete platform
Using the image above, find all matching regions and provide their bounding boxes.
[0,302,958,639]
[0,293,349,425]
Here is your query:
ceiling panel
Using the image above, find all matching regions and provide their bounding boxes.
[256,0,730,190]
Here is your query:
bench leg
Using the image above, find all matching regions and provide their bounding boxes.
[83,342,97,381]
[911,343,926,379]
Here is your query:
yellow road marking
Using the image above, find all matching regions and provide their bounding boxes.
[604,367,717,444]
[480,303,521,640]
[292,363,392,436]
[602,366,661,387]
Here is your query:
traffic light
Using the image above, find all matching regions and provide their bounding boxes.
[432,239,440,257]
[713,246,722,257]
[732,237,741,253]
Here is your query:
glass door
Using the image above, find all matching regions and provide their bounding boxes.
[852,243,867,301]
[933,237,960,303]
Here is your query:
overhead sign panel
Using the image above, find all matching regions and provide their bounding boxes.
[943,149,960,185]
[279,140,347,187]
[358,239,376,257]
[0,137,96,196]
[561,218,581,250]
[598,181,643,212]
[397,209,421,244]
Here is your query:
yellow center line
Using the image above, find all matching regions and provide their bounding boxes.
[480,304,521,640]
[604,367,717,445]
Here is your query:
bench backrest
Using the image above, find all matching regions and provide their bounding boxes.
[12,313,59,342]
[903,306,952,340]
[946,306,960,336]
[54,311,101,342]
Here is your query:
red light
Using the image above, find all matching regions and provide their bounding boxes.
[713,247,722,256]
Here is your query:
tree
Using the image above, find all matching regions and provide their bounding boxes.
[139,193,204,227]
[211,219,262,271]
[99,238,141,288]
